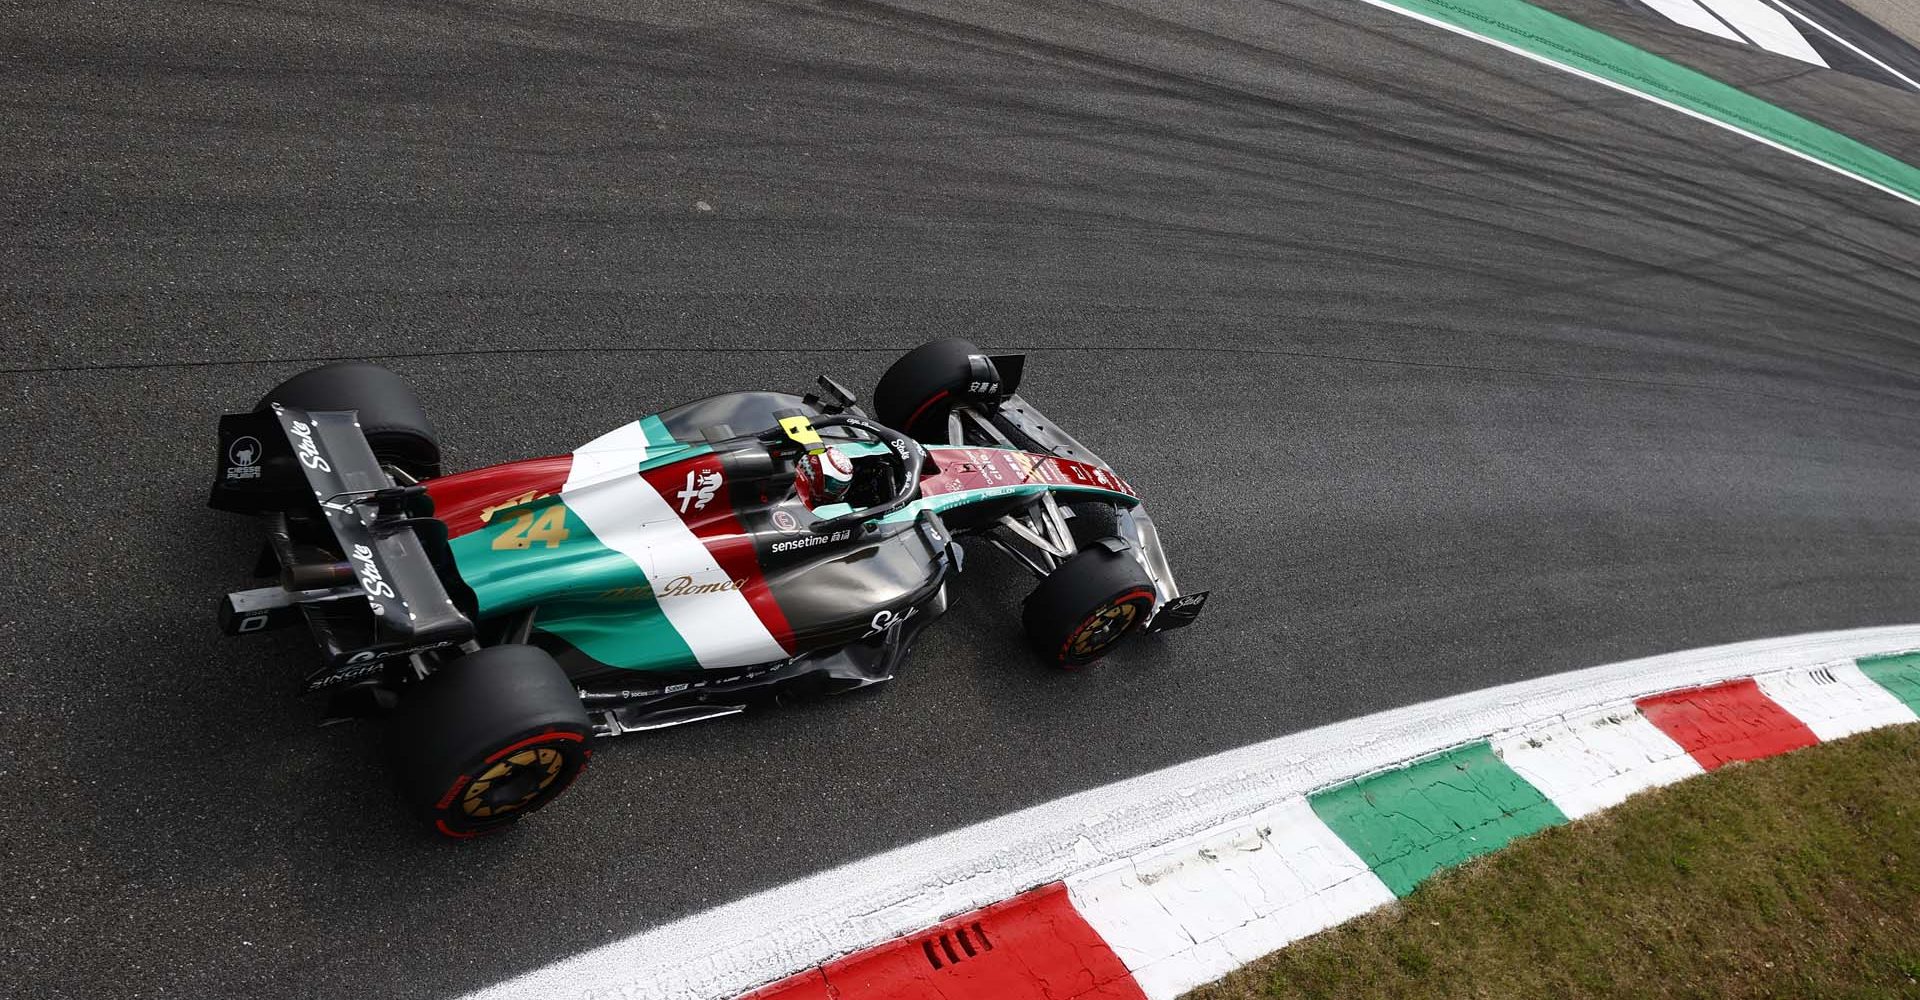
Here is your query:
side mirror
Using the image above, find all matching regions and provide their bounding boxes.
[806,375,859,413]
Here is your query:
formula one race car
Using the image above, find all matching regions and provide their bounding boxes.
[209,339,1207,837]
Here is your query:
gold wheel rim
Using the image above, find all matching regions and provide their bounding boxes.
[1069,601,1141,658]
[460,746,566,819]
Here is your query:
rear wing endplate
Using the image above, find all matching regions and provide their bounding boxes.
[211,405,473,676]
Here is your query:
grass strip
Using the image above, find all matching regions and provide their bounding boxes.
[1186,724,1920,1000]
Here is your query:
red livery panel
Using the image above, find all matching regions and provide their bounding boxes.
[921,448,1135,499]
[424,455,574,540]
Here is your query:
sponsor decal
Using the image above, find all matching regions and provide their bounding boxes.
[770,508,802,534]
[658,575,748,598]
[599,584,656,602]
[676,468,723,514]
[225,436,262,480]
[967,380,1000,394]
[309,658,386,689]
[288,420,331,472]
[348,542,397,608]
[862,605,919,638]
[479,490,549,524]
[770,528,850,553]
[779,415,822,447]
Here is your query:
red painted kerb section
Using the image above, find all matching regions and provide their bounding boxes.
[740,883,1145,1000]
[1636,678,1819,770]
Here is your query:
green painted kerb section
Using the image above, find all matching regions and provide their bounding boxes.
[1309,740,1569,897]
[1857,652,1920,716]
[1370,0,1920,204]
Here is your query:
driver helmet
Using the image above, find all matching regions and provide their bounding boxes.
[802,445,856,502]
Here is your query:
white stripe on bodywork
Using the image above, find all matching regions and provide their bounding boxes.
[1492,703,1703,819]
[565,419,658,493]
[560,467,789,669]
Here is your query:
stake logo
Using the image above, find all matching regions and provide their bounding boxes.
[676,468,723,513]
[349,542,397,605]
[288,420,331,473]
[863,604,918,638]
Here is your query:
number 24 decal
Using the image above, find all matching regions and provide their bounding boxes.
[492,505,571,550]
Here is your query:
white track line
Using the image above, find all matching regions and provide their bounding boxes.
[462,624,1920,1000]
[1642,0,1744,43]
[1698,0,1828,64]
[1769,0,1920,90]
[1346,0,1920,212]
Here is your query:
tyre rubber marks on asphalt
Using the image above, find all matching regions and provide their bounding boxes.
[1350,0,1920,209]
[1633,0,1920,90]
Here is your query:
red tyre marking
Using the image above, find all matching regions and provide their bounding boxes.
[434,819,481,840]
[1058,588,1157,661]
[903,389,952,432]
[483,728,586,765]
[434,773,473,811]
[741,883,1145,999]
[1636,678,1820,770]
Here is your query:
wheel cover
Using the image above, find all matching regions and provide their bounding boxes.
[460,746,565,819]
[1067,600,1142,658]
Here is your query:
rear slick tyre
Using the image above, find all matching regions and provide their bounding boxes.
[1023,543,1157,669]
[256,361,443,478]
[397,645,593,839]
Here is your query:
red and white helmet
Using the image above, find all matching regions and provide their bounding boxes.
[802,445,856,502]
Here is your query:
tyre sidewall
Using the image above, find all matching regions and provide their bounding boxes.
[397,645,593,838]
[1023,543,1157,668]
[257,361,443,477]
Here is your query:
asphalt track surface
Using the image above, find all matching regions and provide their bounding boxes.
[7,1,1920,997]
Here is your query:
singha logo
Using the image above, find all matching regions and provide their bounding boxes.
[676,468,723,513]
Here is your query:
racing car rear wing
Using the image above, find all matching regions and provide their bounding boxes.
[210,405,473,687]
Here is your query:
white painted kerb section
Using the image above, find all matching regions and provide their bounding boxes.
[461,625,1920,1000]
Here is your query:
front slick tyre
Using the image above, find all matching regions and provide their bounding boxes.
[398,645,593,840]
[1023,543,1157,669]
[872,337,987,442]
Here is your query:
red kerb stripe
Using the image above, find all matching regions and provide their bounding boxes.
[1636,678,1819,770]
[741,883,1143,1000]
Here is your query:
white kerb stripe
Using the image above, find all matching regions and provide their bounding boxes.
[1697,0,1828,64]
[561,472,789,669]
[1069,797,1395,1000]
[1641,0,1743,42]
[1754,661,1920,741]
[565,419,658,493]
[459,626,1920,1000]
[1492,703,1702,819]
